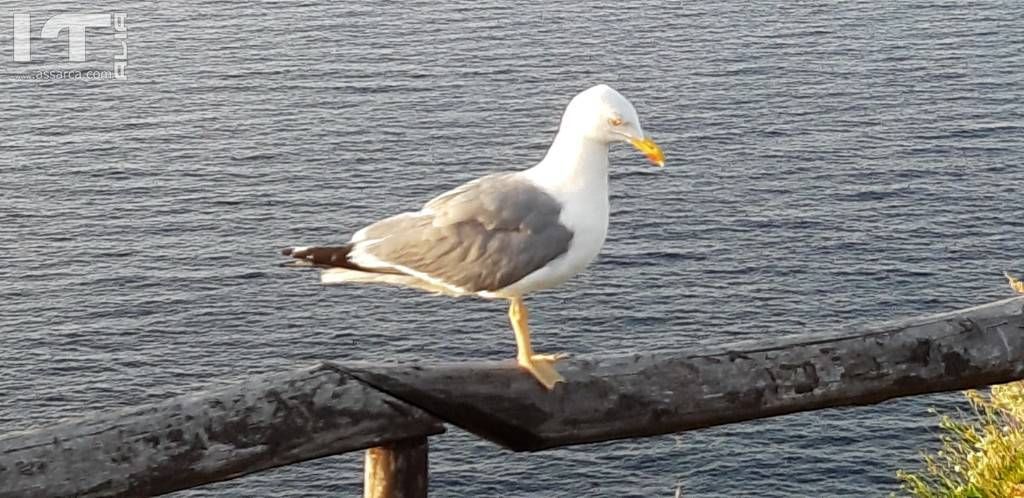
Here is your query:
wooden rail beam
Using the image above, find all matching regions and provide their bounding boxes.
[2,296,1022,497]
[0,365,444,498]
[346,296,1024,451]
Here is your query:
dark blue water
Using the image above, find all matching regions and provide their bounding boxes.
[2,1,1022,496]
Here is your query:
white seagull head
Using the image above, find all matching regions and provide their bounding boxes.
[558,84,665,167]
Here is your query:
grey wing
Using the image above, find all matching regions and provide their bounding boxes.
[349,173,574,293]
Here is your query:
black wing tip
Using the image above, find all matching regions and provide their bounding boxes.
[279,245,358,268]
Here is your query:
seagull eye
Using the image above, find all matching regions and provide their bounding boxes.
[608,117,624,127]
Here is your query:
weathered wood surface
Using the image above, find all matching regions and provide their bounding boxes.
[364,437,429,498]
[0,364,444,498]
[2,297,1023,497]
[346,296,1024,451]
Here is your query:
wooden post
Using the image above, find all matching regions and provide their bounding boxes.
[364,437,429,498]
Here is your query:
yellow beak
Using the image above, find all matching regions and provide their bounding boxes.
[628,136,665,167]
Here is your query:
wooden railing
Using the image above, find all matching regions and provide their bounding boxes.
[2,296,1023,498]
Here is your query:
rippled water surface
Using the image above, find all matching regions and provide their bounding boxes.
[2,1,1023,496]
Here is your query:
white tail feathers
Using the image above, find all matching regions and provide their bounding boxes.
[320,268,365,285]
[319,268,460,296]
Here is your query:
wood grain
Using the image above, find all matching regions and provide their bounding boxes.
[364,438,429,498]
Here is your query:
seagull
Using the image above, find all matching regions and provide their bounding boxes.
[281,84,664,389]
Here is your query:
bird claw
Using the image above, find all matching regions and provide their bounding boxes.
[518,353,567,390]
[1006,271,1024,294]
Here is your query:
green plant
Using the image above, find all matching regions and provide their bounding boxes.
[897,382,1024,498]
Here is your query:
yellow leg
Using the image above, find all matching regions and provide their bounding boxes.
[509,297,565,390]
[1007,272,1024,295]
